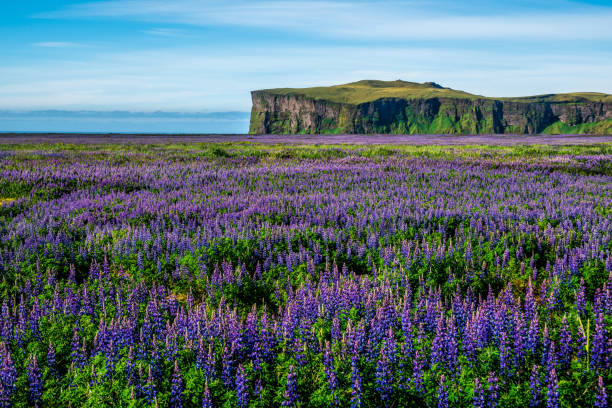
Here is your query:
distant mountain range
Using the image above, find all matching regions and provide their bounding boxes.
[249,80,612,135]
[0,110,249,119]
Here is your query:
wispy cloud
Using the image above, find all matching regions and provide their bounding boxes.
[35,0,612,40]
[1,45,610,111]
[32,41,86,48]
[143,28,189,37]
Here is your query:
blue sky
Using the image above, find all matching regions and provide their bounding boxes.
[1,0,611,114]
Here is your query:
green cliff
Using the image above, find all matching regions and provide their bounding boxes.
[249,80,612,135]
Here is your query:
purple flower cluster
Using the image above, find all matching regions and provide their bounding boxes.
[0,145,609,407]
[281,365,298,407]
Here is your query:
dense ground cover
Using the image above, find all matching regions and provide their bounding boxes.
[0,141,610,407]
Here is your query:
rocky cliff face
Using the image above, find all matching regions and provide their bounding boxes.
[249,91,612,135]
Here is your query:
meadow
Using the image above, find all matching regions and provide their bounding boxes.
[0,139,610,407]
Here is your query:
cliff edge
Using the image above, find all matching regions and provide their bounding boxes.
[249,80,612,135]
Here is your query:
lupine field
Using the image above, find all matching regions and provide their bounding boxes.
[0,139,610,408]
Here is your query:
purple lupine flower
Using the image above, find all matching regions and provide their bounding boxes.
[445,316,458,376]
[104,338,117,380]
[102,254,110,279]
[0,351,17,401]
[595,376,608,408]
[398,341,411,390]
[126,347,136,386]
[89,260,100,281]
[71,327,85,368]
[29,299,42,339]
[170,361,183,408]
[487,372,499,408]
[606,271,612,316]
[235,364,249,408]
[376,351,393,404]
[594,289,604,316]
[525,278,536,322]
[607,337,612,372]
[350,358,362,408]
[575,278,586,315]
[253,378,262,402]
[222,344,235,388]
[134,363,145,399]
[541,325,551,367]
[559,317,572,369]
[472,377,485,408]
[546,342,558,376]
[438,375,449,408]
[143,365,156,404]
[26,355,42,406]
[499,332,510,377]
[591,311,607,371]
[431,315,446,369]
[0,381,9,408]
[546,368,559,408]
[513,312,526,369]
[47,341,57,378]
[546,278,560,313]
[204,342,215,380]
[529,365,541,407]
[413,325,425,395]
[281,365,298,407]
[202,381,213,408]
[323,342,339,406]
[196,339,206,372]
[464,320,478,366]
[527,313,539,354]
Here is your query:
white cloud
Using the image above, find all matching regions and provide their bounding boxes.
[36,0,612,40]
[0,45,610,111]
[33,41,86,48]
[143,28,189,37]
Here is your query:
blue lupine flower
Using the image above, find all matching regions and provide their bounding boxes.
[235,364,249,408]
[546,368,559,408]
[281,365,298,407]
[170,361,183,408]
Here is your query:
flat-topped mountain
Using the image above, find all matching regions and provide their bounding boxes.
[249,80,611,135]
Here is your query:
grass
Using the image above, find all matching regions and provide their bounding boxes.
[256,79,612,105]
[2,140,612,160]
[542,118,612,135]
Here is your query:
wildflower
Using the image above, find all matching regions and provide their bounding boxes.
[170,361,183,408]
[26,355,42,406]
[235,364,249,408]
[529,365,541,407]
[376,352,393,404]
[281,365,298,407]
[438,375,449,408]
[546,368,559,408]
[595,376,608,408]
[202,382,213,408]
[487,372,499,408]
[473,378,485,408]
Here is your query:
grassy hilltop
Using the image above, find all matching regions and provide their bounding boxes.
[260,79,612,105]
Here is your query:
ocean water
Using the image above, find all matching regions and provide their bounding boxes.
[0,111,251,134]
